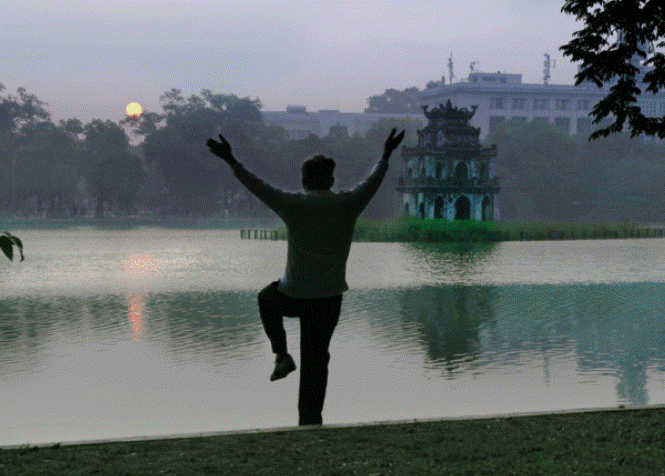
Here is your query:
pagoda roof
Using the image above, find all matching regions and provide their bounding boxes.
[422,100,477,123]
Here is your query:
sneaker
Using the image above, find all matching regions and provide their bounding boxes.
[270,353,296,381]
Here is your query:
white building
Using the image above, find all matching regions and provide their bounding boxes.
[261,106,423,140]
[421,71,665,138]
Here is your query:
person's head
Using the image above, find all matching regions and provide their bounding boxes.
[301,154,335,191]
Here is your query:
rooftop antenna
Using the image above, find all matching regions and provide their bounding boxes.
[543,53,552,85]
[448,52,454,84]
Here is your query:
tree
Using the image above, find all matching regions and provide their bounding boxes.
[83,119,130,173]
[0,85,52,212]
[560,0,665,139]
[485,118,665,222]
[14,122,82,216]
[131,90,267,215]
[88,151,144,216]
[79,119,140,216]
[365,87,422,114]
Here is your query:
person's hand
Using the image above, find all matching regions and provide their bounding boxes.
[206,134,237,166]
[383,128,405,159]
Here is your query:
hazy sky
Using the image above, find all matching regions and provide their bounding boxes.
[1,1,582,124]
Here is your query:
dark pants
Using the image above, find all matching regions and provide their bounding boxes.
[257,281,342,426]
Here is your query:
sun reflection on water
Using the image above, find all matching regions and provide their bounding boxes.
[120,254,157,341]
[125,292,145,341]
[121,253,159,276]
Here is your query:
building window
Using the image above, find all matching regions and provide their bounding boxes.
[511,98,525,110]
[490,97,504,109]
[555,117,570,132]
[555,99,569,110]
[577,118,592,136]
[512,116,527,122]
[576,99,591,111]
[489,116,505,132]
[533,99,548,110]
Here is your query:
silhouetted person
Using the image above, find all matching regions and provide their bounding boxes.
[207,128,405,425]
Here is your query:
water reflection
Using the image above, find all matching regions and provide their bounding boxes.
[400,285,494,367]
[126,293,145,341]
[397,282,665,406]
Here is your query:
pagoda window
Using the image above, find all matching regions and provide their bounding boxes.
[434,197,444,219]
[454,162,467,182]
[479,162,489,181]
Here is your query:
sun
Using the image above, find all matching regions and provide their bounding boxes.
[125,102,143,118]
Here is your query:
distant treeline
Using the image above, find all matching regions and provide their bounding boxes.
[2,84,665,223]
[487,118,665,223]
[0,85,421,219]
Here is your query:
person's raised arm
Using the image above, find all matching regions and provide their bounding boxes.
[381,128,405,162]
[350,128,405,212]
[206,134,288,215]
[206,134,238,167]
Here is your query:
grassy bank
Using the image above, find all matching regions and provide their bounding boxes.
[2,407,664,475]
[346,217,663,243]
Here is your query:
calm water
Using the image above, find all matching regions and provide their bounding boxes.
[2,228,665,445]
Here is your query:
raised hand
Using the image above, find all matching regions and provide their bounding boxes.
[383,128,406,159]
[206,134,237,166]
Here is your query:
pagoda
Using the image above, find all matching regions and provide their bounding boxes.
[397,100,499,220]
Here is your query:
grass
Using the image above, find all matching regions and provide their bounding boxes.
[345,217,661,243]
[2,407,664,475]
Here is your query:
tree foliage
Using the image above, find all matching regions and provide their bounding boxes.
[365,87,422,114]
[0,84,50,135]
[486,118,665,222]
[0,231,23,261]
[0,84,144,217]
[124,89,266,214]
[560,0,665,139]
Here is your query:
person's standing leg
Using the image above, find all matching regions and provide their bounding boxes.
[297,295,342,426]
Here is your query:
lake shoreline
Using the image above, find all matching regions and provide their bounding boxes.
[3,405,664,474]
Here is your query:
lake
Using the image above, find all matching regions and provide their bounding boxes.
[1,228,665,446]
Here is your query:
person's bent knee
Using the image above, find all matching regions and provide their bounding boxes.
[258,281,281,307]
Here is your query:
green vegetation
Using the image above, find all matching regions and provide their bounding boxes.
[486,119,665,223]
[2,407,664,475]
[275,217,660,243]
[561,0,665,139]
[0,231,23,261]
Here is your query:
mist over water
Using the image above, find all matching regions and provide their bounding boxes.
[2,229,665,445]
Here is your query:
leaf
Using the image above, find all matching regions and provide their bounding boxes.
[0,235,14,261]
[1,232,24,262]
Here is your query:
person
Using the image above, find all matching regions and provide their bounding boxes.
[206,128,405,425]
